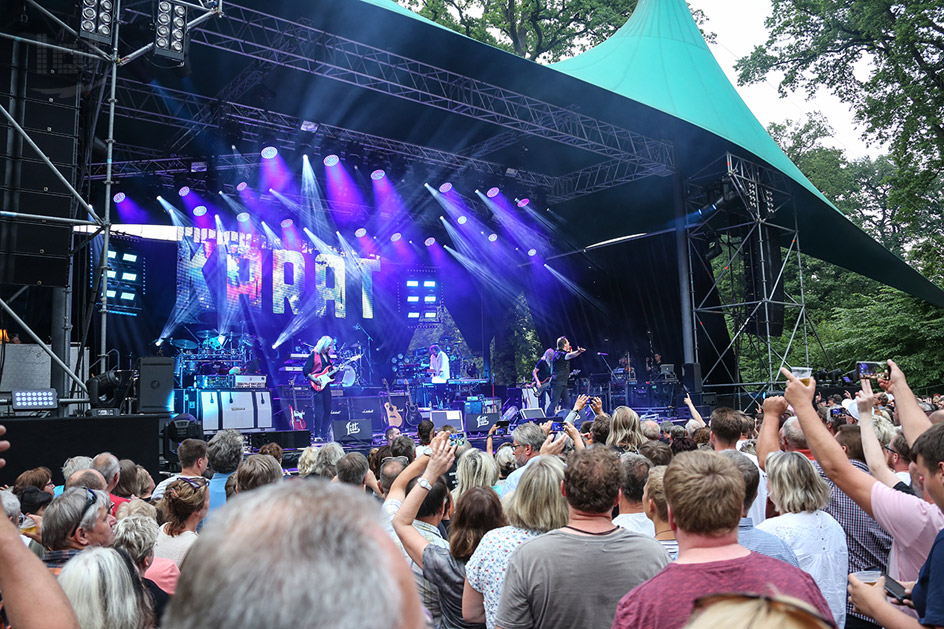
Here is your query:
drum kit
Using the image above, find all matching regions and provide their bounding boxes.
[153,330,260,386]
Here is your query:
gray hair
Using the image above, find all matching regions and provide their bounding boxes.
[872,417,896,447]
[766,451,830,514]
[57,547,150,629]
[113,515,160,566]
[312,442,345,477]
[684,419,702,437]
[42,488,110,550]
[163,482,402,629]
[0,490,20,522]
[453,449,498,502]
[494,445,517,476]
[378,459,406,494]
[780,417,808,450]
[618,453,652,503]
[641,420,661,440]
[62,456,93,482]
[297,447,319,477]
[115,499,157,521]
[335,452,369,486]
[512,422,546,451]
[207,430,244,474]
[92,453,120,485]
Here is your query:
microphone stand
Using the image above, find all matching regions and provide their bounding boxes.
[354,324,373,385]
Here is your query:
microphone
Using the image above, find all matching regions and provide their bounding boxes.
[597,352,609,356]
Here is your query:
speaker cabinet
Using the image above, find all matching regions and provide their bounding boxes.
[137,357,175,413]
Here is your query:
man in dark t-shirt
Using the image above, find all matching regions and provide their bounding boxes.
[544,336,585,417]
[532,348,553,409]
[612,451,832,629]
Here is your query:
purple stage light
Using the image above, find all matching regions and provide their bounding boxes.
[323,154,340,167]
[488,233,498,242]
[113,192,126,203]
[438,182,453,193]
[457,216,468,225]
[517,198,530,208]
[236,181,248,191]
[390,232,402,242]
[236,212,250,223]
[355,227,367,238]
[281,218,294,228]
[370,169,385,180]
[486,187,500,198]
[528,248,537,257]
[193,206,207,216]
[424,237,436,246]
[178,186,191,197]
[261,146,278,159]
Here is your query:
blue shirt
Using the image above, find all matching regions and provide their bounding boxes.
[912,528,944,626]
[738,517,800,567]
[497,456,540,497]
[208,471,232,513]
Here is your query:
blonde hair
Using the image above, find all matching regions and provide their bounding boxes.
[645,465,669,521]
[314,335,333,354]
[506,457,568,533]
[57,547,151,629]
[872,417,895,447]
[685,594,833,629]
[766,451,830,514]
[115,499,157,521]
[607,406,645,450]
[453,449,498,502]
[297,447,318,476]
[663,451,745,535]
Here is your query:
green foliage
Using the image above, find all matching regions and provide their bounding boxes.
[736,0,944,209]
[396,0,714,62]
[489,293,543,384]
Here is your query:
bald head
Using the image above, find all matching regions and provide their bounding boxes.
[929,410,944,425]
[66,469,107,491]
[92,453,120,491]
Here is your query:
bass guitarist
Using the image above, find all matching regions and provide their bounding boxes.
[303,335,335,443]
[531,348,554,409]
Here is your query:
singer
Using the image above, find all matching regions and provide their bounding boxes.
[545,336,586,417]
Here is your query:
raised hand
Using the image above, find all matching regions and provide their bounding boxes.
[878,359,907,394]
[780,367,815,408]
[590,396,603,415]
[539,433,567,456]
[762,395,789,417]
[857,379,875,415]
[426,438,456,479]
[573,394,589,412]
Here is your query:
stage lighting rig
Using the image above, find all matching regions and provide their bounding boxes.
[79,0,116,44]
[153,1,189,62]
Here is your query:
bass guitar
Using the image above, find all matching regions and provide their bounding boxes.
[307,354,362,392]
[382,378,403,427]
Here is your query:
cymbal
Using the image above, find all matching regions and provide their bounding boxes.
[196,330,219,339]
[174,338,198,350]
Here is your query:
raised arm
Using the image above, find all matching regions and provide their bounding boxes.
[565,347,586,360]
[879,360,933,447]
[683,393,705,427]
[781,368,876,516]
[756,396,787,471]
[857,380,901,489]
[386,447,433,503]
[392,439,455,568]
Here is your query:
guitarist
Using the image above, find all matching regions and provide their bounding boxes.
[544,336,586,418]
[303,335,335,442]
[531,348,554,409]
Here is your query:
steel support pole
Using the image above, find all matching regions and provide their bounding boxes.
[674,171,694,365]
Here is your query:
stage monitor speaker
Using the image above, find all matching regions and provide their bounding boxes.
[466,412,499,434]
[629,385,650,408]
[334,419,372,444]
[430,409,464,432]
[519,408,546,421]
[249,430,310,450]
[138,357,175,413]
[682,363,703,393]
[349,396,383,432]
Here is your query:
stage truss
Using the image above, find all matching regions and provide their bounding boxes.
[685,152,830,409]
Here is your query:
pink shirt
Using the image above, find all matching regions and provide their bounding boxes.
[871,482,944,581]
[145,556,181,595]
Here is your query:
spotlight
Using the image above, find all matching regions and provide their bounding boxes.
[323,154,340,167]
[236,181,248,191]
[457,216,467,225]
[390,232,402,242]
[261,146,278,159]
[178,185,191,197]
[355,228,367,238]
[193,206,207,216]
[486,187,499,198]
[517,198,530,208]
[156,195,163,201]
[236,212,250,223]
[439,182,453,193]
[153,1,188,61]
[370,169,385,180]
[488,233,498,242]
[424,237,436,246]
[281,218,294,228]
[79,0,115,44]
[528,248,537,257]
[113,192,126,203]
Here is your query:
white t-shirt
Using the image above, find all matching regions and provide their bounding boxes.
[738,451,769,526]
[153,524,198,568]
[430,351,450,380]
[613,512,656,537]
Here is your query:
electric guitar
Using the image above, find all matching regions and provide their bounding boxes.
[307,354,362,392]
[289,377,306,430]
[382,378,403,427]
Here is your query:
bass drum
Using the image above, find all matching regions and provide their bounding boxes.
[340,364,358,387]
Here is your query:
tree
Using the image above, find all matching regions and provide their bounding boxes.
[736,0,944,206]
[396,0,714,63]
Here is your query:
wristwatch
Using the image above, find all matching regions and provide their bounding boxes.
[416,477,433,491]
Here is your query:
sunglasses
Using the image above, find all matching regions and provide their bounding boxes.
[381,456,409,466]
[69,488,106,537]
[177,477,209,491]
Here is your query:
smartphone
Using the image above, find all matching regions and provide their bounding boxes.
[449,432,468,446]
[857,361,888,381]
[494,420,510,436]
[830,407,846,418]
[550,421,564,433]
[883,574,909,603]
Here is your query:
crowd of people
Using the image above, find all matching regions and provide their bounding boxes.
[0,359,942,629]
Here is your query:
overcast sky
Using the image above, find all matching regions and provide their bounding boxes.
[687,0,886,161]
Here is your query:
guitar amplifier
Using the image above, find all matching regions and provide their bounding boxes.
[349,396,383,432]
[234,375,267,389]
